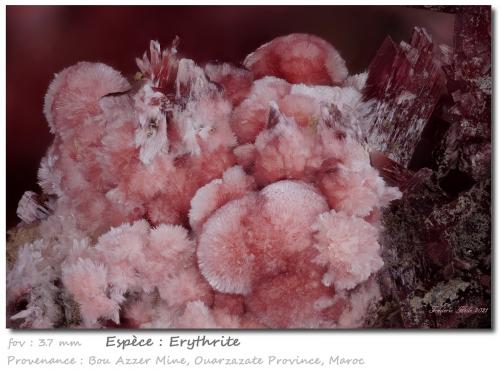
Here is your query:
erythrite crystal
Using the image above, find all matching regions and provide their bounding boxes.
[205,62,254,105]
[244,33,348,85]
[189,165,256,234]
[364,27,446,167]
[230,76,291,144]
[312,210,383,290]
[368,7,491,329]
[435,6,491,182]
[9,30,419,329]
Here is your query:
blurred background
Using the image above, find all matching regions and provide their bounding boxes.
[6,6,455,228]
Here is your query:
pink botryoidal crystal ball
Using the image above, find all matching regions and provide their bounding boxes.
[8,33,401,328]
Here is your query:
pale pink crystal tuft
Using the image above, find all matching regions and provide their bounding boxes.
[312,210,384,290]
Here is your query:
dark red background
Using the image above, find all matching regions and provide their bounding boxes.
[6,6,454,228]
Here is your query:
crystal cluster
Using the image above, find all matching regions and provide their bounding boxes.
[368,6,491,328]
[8,6,491,329]
[7,33,401,329]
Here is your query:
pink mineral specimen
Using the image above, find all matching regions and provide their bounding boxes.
[230,76,291,144]
[312,210,383,290]
[244,33,348,85]
[8,34,400,329]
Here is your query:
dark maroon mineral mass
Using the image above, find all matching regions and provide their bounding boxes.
[369,6,491,328]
